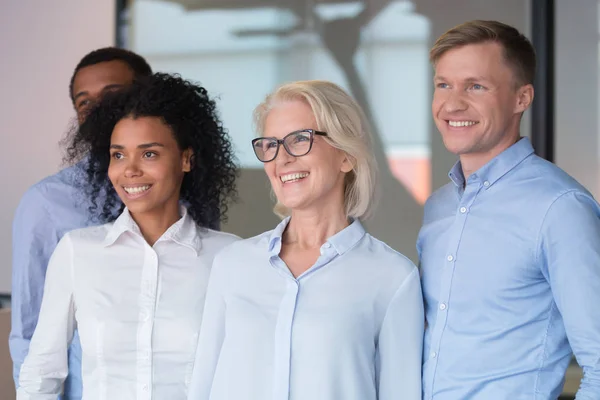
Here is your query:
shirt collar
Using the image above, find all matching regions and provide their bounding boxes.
[103,206,201,254]
[448,137,535,189]
[266,216,366,256]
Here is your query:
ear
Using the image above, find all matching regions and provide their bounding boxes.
[182,148,193,173]
[340,154,354,174]
[514,84,534,114]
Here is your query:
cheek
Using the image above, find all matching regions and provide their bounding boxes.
[432,93,445,114]
[263,163,278,183]
[107,162,119,185]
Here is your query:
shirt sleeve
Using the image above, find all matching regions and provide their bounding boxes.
[9,186,59,388]
[187,253,228,400]
[17,233,77,400]
[539,190,600,399]
[376,267,424,400]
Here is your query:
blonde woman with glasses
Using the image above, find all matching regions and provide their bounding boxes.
[188,80,423,400]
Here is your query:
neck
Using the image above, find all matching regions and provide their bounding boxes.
[284,203,349,250]
[460,134,521,180]
[130,201,181,246]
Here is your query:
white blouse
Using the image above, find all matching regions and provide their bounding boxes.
[17,208,239,400]
[188,218,424,400]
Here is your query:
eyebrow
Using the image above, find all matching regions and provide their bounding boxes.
[109,142,165,150]
[73,91,89,102]
[73,84,126,102]
[434,75,491,83]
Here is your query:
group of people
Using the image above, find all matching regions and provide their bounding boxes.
[8,19,600,400]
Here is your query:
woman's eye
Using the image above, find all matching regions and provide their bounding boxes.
[111,152,123,160]
[294,134,310,142]
[143,151,156,158]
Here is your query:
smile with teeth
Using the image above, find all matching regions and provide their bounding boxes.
[123,185,151,194]
[280,172,309,183]
[448,120,479,127]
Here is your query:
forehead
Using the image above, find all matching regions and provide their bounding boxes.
[72,60,134,98]
[263,100,317,138]
[111,116,176,145]
[434,42,514,82]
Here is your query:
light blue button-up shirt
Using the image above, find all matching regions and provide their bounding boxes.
[188,217,424,400]
[418,137,600,399]
[10,162,105,400]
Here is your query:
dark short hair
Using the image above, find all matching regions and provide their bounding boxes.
[65,73,238,228]
[69,47,152,103]
[430,20,536,86]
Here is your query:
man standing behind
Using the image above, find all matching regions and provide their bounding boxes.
[418,20,600,399]
[10,47,152,399]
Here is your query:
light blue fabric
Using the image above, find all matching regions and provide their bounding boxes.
[10,162,99,400]
[418,138,600,399]
[188,217,424,400]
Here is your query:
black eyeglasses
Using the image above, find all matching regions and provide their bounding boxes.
[252,129,328,163]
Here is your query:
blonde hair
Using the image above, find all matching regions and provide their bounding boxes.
[430,20,536,86]
[254,80,378,220]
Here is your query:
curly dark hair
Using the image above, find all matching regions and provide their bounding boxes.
[69,47,152,104]
[65,73,238,228]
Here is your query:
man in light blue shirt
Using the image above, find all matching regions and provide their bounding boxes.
[418,20,600,399]
[10,47,152,399]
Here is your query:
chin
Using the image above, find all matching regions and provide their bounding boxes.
[441,138,472,155]
[123,202,153,215]
[278,197,309,212]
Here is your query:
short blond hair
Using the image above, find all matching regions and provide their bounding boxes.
[253,80,378,220]
[430,20,536,86]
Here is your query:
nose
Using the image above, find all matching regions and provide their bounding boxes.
[443,90,468,113]
[273,143,295,166]
[124,158,143,178]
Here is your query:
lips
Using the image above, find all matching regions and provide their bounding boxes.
[447,120,479,127]
[121,184,152,199]
[280,172,309,183]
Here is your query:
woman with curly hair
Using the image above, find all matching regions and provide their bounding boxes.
[17,73,239,400]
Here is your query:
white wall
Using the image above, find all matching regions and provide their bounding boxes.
[0,1,116,293]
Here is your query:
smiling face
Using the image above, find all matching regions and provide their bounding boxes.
[432,41,533,170]
[262,100,353,214]
[108,116,192,220]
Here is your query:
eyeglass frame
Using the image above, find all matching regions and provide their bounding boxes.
[251,129,328,163]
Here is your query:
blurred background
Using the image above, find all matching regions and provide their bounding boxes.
[1,0,597,398]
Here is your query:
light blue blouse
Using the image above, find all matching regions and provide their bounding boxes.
[188,217,423,400]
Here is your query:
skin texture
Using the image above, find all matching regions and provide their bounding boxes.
[108,116,192,245]
[432,41,534,178]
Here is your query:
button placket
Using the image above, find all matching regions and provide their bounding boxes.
[137,247,158,400]
[272,277,300,400]
[426,179,482,395]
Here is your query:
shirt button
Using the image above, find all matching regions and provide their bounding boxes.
[439,303,447,310]
[483,180,490,187]
[140,311,149,321]
[431,351,437,358]
[323,243,331,249]
[446,255,454,262]
[142,385,148,391]
[460,207,467,213]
